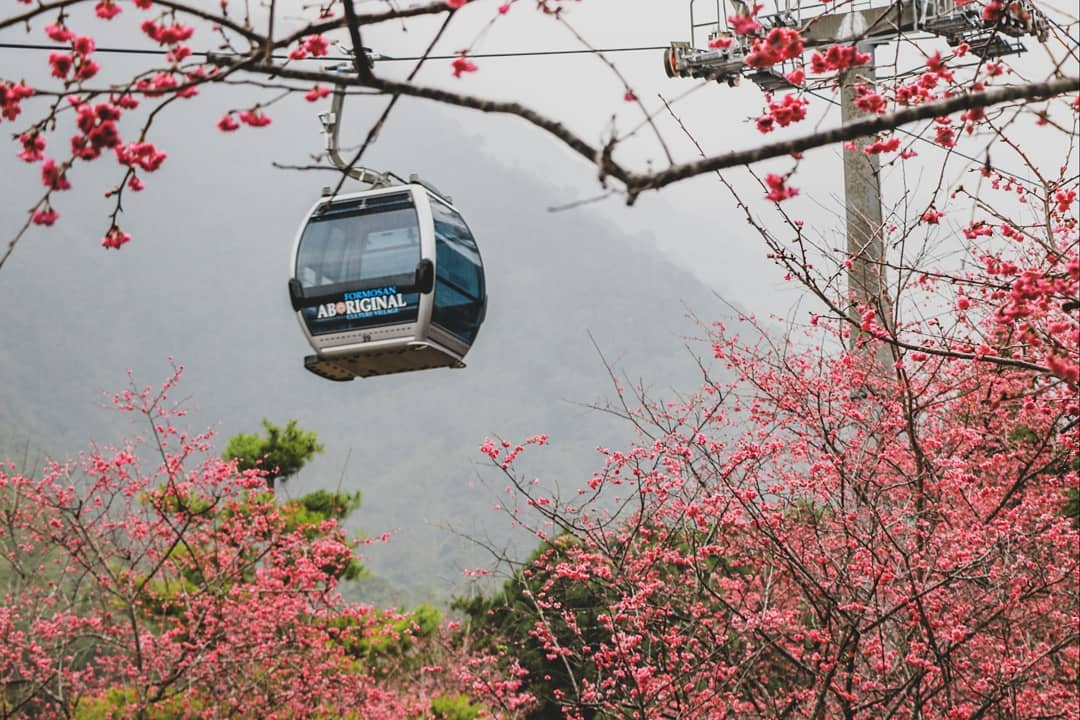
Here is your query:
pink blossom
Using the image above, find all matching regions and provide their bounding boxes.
[101,226,131,249]
[728,9,762,35]
[865,136,900,154]
[41,158,71,190]
[755,93,808,134]
[303,34,329,57]
[32,207,58,226]
[45,23,74,42]
[1055,189,1076,214]
[95,0,122,19]
[217,114,240,132]
[238,109,271,127]
[305,85,331,102]
[746,27,803,67]
[451,54,477,78]
[810,44,871,73]
[48,53,73,79]
[764,173,798,202]
[982,0,1004,21]
[116,142,167,172]
[17,132,45,162]
[73,36,96,56]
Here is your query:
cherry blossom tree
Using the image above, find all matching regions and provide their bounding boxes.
[0,365,533,719]
[469,263,1077,718]
[451,5,1078,708]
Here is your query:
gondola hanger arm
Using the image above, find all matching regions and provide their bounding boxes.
[318,69,396,190]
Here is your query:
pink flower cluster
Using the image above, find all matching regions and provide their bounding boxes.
[70,100,124,160]
[452,53,478,78]
[141,19,195,45]
[746,27,804,68]
[755,93,808,134]
[765,172,798,202]
[0,81,34,122]
[115,141,167,172]
[48,35,100,83]
[809,44,871,74]
[95,0,122,19]
[864,135,900,154]
[0,367,534,717]
[728,3,764,35]
[16,131,45,162]
[101,225,131,249]
[289,34,330,60]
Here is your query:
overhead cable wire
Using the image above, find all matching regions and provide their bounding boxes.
[1046,17,1080,47]
[0,39,1058,187]
[0,40,667,61]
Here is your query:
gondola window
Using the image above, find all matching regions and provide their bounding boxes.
[296,204,421,290]
[431,199,484,343]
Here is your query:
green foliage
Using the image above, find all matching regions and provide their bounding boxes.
[453,536,606,720]
[222,419,324,487]
[332,603,443,674]
[283,488,363,525]
[429,693,482,720]
[219,421,366,577]
[1007,424,1039,444]
[74,687,203,719]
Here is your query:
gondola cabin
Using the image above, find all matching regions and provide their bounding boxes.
[289,183,486,381]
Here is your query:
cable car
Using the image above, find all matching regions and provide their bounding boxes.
[288,181,487,381]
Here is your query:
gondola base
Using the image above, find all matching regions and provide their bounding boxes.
[304,341,465,381]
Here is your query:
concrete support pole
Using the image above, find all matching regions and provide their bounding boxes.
[839,45,891,365]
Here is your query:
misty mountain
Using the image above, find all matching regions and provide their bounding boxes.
[0,91,734,603]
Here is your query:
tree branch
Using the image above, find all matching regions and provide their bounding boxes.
[211,57,1077,202]
[626,77,1080,199]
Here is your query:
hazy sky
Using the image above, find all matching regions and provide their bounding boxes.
[1,0,1072,599]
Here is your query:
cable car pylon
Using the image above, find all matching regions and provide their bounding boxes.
[664,0,1047,370]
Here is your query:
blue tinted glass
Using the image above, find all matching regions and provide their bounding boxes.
[436,241,481,297]
[430,198,484,343]
[296,204,420,290]
[433,280,481,343]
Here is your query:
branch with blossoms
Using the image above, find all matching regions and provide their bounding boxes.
[467,307,1078,718]
[222,56,1078,201]
[1,0,1077,269]
[0,365,535,718]
[652,62,1078,387]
